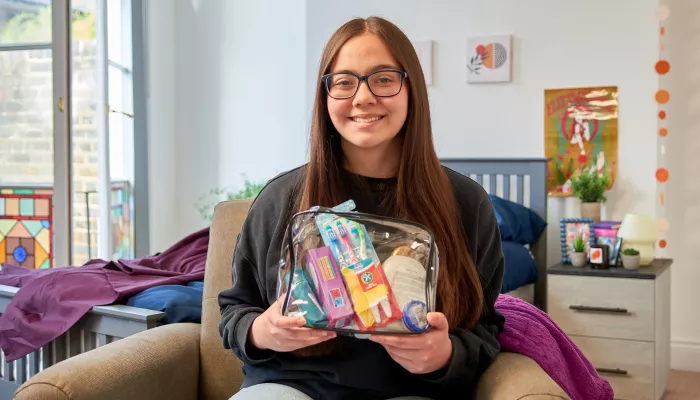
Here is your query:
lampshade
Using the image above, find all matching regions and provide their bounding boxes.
[617,213,658,265]
[617,214,659,242]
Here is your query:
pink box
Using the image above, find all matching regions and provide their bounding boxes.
[306,247,355,328]
[594,228,618,238]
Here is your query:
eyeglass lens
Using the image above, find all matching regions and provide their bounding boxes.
[327,71,403,98]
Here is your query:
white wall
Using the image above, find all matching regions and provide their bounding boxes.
[145,0,179,252]
[666,0,700,372]
[217,1,308,195]
[146,0,307,249]
[306,0,659,281]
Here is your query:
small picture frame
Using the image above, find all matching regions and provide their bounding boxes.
[589,244,610,269]
[596,236,623,266]
[560,218,595,264]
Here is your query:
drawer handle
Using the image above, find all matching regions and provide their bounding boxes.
[596,367,628,375]
[569,305,629,314]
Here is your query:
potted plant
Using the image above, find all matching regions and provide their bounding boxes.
[621,248,641,270]
[569,164,611,223]
[195,177,266,224]
[570,233,587,267]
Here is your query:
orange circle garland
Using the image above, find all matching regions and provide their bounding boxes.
[656,90,670,104]
[655,60,670,74]
[659,128,668,137]
[656,168,669,183]
[659,110,667,119]
[659,240,667,249]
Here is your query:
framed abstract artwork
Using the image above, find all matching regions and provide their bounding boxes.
[466,34,512,83]
[412,40,433,86]
[0,186,53,269]
[559,218,595,264]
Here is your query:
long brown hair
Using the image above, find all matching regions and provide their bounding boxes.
[298,16,484,334]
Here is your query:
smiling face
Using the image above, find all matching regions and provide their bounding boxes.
[326,33,409,157]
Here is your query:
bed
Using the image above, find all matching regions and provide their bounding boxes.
[439,158,549,311]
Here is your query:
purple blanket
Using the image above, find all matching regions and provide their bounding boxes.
[0,228,210,362]
[495,294,613,400]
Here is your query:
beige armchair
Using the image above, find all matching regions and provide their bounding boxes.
[14,200,569,400]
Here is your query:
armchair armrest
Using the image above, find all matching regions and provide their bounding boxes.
[475,352,570,400]
[14,323,201,400]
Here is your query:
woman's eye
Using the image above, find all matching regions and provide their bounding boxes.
[374,76,394,84]
[335,80,352,86]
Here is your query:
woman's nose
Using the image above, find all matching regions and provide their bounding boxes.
[352,81,377,107]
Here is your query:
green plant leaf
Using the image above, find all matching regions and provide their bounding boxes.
[195,176,266,223]
[569,163,611,203]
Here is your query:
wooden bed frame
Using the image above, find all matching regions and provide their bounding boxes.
[440,158,549,311]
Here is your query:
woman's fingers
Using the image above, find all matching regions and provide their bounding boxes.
[269,311,307,329]
[369,334,426,349]
[277,326,334,340]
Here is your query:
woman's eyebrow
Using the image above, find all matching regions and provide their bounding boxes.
[331,64,400,75]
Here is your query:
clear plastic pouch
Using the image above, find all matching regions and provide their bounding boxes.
[277,200,439,337]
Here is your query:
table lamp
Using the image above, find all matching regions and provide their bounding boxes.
[617,213,659,265]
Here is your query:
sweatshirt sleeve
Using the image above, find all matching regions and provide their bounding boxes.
[218,229,276,365]
[420,196,505,390]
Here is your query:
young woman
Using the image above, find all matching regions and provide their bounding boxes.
[219,16,505,400]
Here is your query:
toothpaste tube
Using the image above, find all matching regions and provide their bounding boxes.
[286,268,327,326]
[306,247,355,328]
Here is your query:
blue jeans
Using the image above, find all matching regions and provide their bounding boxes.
[230,383,433,400]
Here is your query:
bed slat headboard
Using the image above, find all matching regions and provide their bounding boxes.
[439,158,549,310]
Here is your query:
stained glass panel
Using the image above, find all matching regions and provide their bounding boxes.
[111,180,133,259]
[0,186,53,269]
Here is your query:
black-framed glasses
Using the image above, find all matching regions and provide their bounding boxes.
[322,70,408,99]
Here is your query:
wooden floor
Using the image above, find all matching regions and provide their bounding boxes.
[663,370,700,400]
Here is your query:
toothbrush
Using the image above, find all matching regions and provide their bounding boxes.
[335,220,358,265]
[326,225,347,268]
[349,221,367,259]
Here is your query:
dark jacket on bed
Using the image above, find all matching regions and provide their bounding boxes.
[218,165,505,400]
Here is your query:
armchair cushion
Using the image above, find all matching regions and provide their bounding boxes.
[14,323,201,400]
[475,352,570,399]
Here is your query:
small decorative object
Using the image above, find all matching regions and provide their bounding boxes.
[597,236,623,266]
[466,34,512,83]
[569,164,611,222]
[589,244,610,269]
[570,233,588,267]
[593,220,621,239]
[617,213,658,265]
[621,248,641,270]
[544,86,618,197]
[560,218,594,264]
[412,40,433,86]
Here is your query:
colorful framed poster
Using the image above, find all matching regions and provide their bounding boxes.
[0,186,53,269]
[559,218,595,264]
[545,86,618,197]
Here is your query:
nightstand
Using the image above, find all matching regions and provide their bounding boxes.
[547,259,672,400]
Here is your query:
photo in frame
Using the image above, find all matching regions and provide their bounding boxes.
[596,236,623,266]
[589,244,610,269]
[560,218,595,264]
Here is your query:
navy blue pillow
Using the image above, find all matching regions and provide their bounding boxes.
[500,241,539,293]
[488,194,547,245]
[126,281,204,325]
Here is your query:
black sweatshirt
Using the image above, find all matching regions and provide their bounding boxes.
[218,166,505,400]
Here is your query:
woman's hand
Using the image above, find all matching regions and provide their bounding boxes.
[369,312,453,374]
[249,300,336,352]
